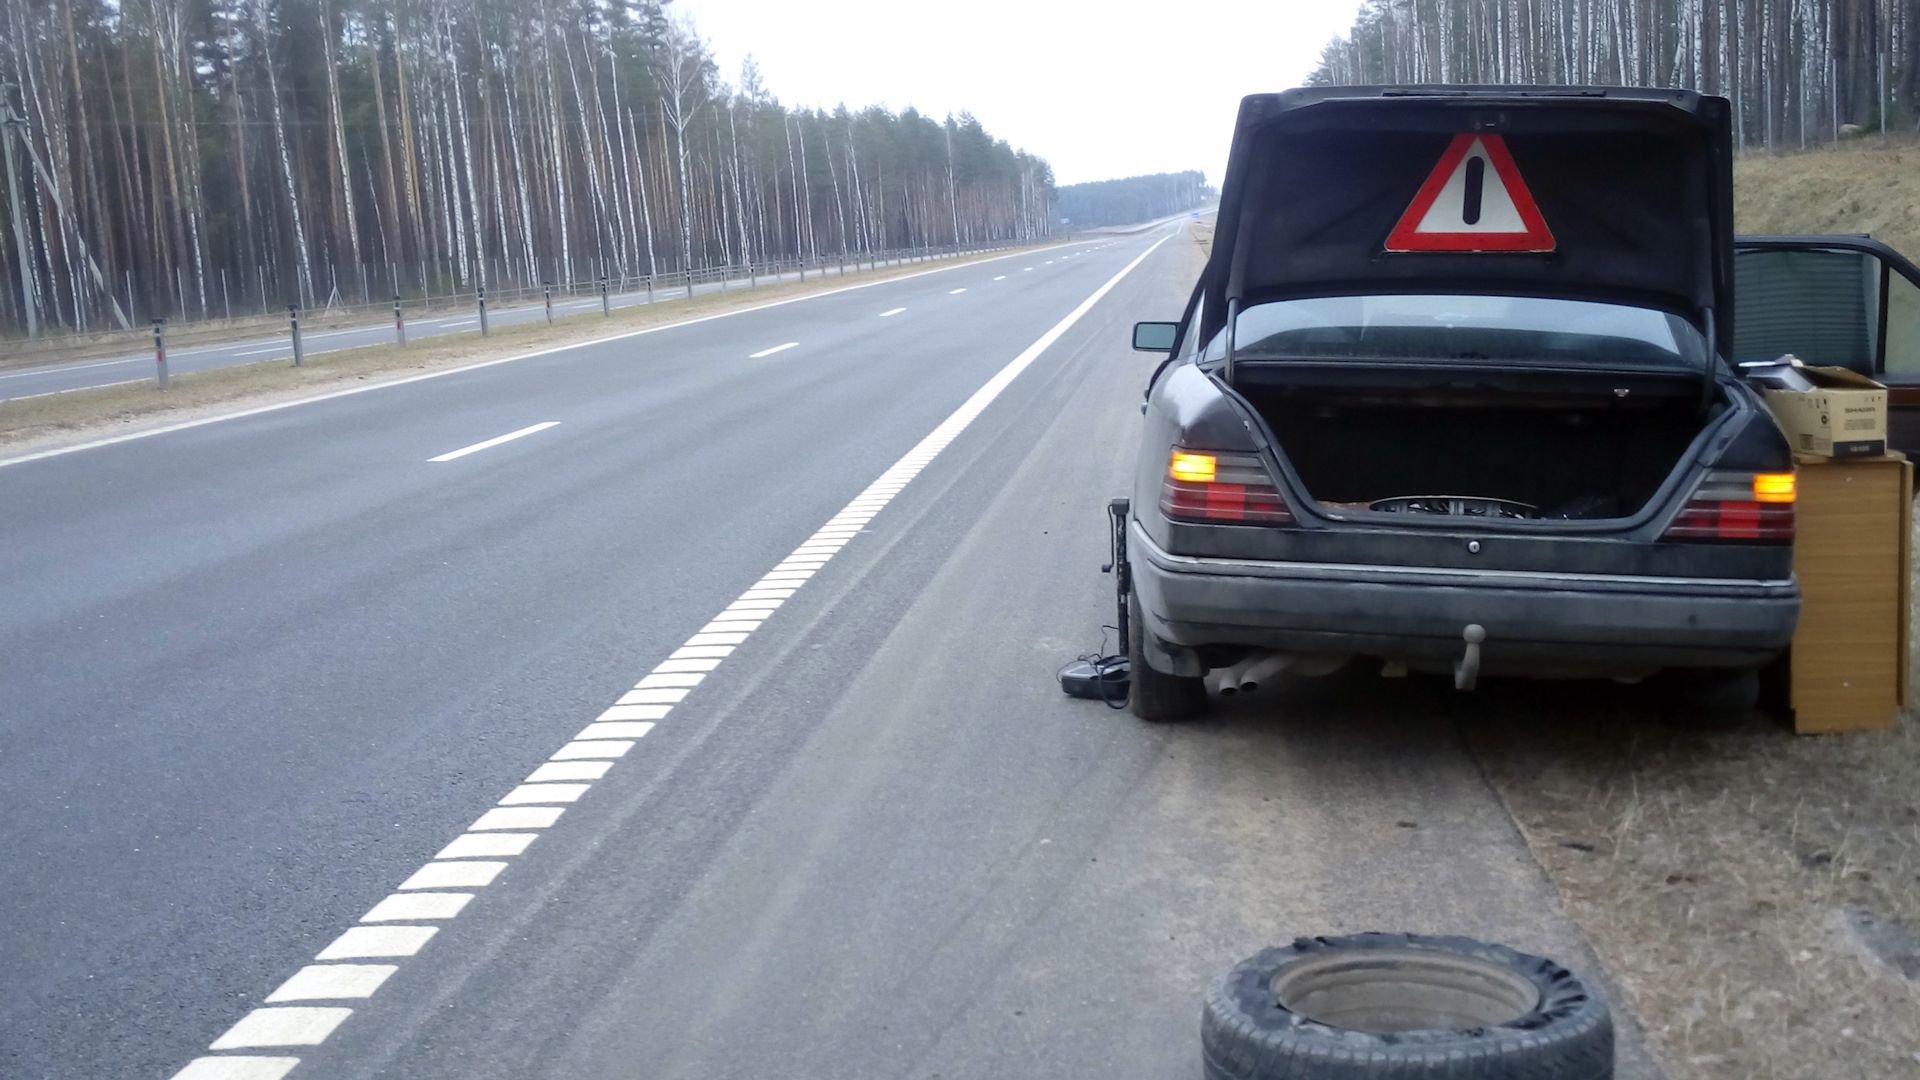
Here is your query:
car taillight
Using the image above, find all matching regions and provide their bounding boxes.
[1662,470,1795,542]
[1160,448,1294,525]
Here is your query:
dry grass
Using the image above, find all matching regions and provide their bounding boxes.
[1469,542,1920,1080]
[0,248,1037,455]
[1736,140,1920,256]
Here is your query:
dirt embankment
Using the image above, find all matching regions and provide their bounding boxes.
[1735,140,1920,256]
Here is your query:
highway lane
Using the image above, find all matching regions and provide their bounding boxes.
[0,254,996,402]
[0,230,1656,1080]
[0,237,1128,1079]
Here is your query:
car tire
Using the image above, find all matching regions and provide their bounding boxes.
[1128,591,1207,722]
[1202,933,1614,1080]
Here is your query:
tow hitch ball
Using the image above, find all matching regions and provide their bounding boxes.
[1454,624,1487,691]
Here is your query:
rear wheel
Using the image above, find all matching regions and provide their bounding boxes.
[1128,591,1208,722]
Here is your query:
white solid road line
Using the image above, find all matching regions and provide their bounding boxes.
[748,341,800,359]
[163,232,1170,1080]
[234,346,288,357]
[879,307,906,317]
[949,288,967,295]
[426,421,561,463]
[0,355,145,380]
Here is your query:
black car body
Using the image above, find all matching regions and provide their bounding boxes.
[1124,86,1803,719]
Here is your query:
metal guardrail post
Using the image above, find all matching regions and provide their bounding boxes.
[477,285,489,336]
[394,293,407,347]
[288,304,304,367]
[153,318,167,389]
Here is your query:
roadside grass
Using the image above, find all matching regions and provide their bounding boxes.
[1736,139,1920,256]
[1469,611,1920,1078]
[0,247,1040,454]
[1191,220,1215,255]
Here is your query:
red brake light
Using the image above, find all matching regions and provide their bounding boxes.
[1662,470,1795,542]
[1161,448,1294,525]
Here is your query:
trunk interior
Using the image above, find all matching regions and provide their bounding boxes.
[1235,365,1717,521]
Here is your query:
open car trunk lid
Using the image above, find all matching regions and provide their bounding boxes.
[1197,86,1735,354]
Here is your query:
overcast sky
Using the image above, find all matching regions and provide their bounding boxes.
[675,0,1368,187]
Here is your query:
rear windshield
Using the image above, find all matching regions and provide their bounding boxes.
[1204,294,1706,369]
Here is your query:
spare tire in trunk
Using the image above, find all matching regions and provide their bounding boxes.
[1202,933,1613,1080]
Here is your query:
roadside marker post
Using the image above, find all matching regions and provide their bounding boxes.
[600,276,610,317]
[544,281,554,325]
[288,305,304,367]
[393,293,407,347]
[153,318,167,389]
[477,285,489,337]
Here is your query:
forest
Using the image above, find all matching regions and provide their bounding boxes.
[1310,0,1917,148]
[1053,171,1214,231]
[0,0,1058,337]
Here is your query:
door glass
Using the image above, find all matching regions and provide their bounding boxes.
[1733,248,1880,374]
[1885,267,1920,376]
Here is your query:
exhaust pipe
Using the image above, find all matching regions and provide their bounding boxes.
[1213,655,1259,695]
[1234,653,1295,694]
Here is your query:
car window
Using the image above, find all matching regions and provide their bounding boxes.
[1732,248,1878,374]
[1202,294,1705,368]
[1886,268,1920,377]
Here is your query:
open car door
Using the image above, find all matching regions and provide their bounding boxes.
[1734,235,1920,456]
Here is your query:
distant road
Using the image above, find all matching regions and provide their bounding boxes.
[0,259,963,401]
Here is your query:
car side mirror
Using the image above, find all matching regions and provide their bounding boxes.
[1133,321,1178,353]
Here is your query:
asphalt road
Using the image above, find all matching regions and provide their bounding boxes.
[0,230,1658,1080]
[0,258,954,401]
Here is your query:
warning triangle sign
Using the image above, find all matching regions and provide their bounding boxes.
[1385,134,1555,253]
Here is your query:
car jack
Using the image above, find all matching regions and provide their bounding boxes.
[1059,499,1132,704]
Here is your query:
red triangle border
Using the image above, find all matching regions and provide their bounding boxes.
[1384,133,1556,253]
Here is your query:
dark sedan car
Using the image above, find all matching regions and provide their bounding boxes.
[1121,86,1805,721]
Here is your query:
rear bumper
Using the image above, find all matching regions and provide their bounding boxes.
[1129,523,1799,676]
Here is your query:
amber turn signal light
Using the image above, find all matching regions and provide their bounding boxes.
[1168,451,1217,483]
[1751,472,1796,503]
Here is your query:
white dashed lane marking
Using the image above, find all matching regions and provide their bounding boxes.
[992,275,1006,281]
[426,421,560,463]
[172,1056,301,1079]
[748,341,799,358]
[879,307,906,317]
[948,287,967,295]
[168,235,1169,1079]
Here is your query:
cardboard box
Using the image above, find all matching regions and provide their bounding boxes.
[1761,362,1890,459]
[1788,453,1911,733]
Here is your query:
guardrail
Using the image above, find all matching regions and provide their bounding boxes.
[1,239,1044,356]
